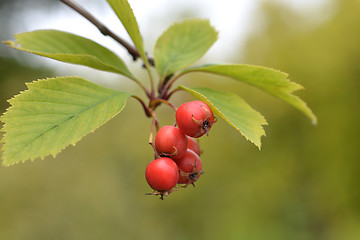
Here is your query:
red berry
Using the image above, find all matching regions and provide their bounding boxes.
[187,137,201,156]
[176,149,203,185]
[176,100,216,138]
[145,157,179,191]
[155,125,188,160]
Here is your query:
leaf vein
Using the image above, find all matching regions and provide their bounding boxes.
[6,92,121,161]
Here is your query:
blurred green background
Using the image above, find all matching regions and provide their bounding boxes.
[1,0,359,239]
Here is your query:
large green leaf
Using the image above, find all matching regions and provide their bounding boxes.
[0,76,132,166]
[4,30,134,78]
[107,0,149,67]
[179,86,267,149]
[154,19,218,80]
[181,64,317,124]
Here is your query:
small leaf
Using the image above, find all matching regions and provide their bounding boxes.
[107,0,149,67]
[4,30,134,79]
[181,64,317,124]
[154,19,218,80]
[1,76,132,166]
[179,86,267,149]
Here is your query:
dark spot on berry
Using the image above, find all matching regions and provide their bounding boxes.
[189,172,199,181]
[202,119,210,130]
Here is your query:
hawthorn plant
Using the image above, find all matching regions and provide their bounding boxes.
[0,0,316,199]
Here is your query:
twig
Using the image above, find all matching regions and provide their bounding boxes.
[60,0,154,65]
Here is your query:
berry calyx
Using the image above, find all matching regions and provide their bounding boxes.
[187,137,201,156]
[175,100,216,138]
[176,149,203,185]
[145,157,179,192]
[155,125,188,160]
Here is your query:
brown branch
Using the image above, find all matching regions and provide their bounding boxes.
[60,0,148,63]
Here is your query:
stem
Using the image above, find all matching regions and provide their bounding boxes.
[148,108,160,159]
[60,0,153,97]
[149,99,177,111]
[165,89,182,100]
[145,68,155,100]
[137,81,152,99]
[132,96,151,118]
[132,96,160,159]
[59,0,154,66]
[60,0,139,60]
[148,119,159,159]
[148,108,160,130]
[159,73,183,99]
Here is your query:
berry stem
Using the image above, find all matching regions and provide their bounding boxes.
[148,108,160,130]
[145,185,181,200]
[149,99,177,111]
[148,108,160,159]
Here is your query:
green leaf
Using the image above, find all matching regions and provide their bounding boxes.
[4,30,134,78]
[154,19,218,79]
[0,76,132,166]
[179,86,267,149]
[180,64,317,124]
[107,0,149,67]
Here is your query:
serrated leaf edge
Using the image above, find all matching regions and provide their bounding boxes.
[178,86,267,149]
[106,0,149,68]
[4,35,135,80]
[0,76,132,166]
[154,19,219,79]
[180,64,317,124]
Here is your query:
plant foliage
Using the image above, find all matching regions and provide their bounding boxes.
[0,0,316,165]
[4,30,134,79]
[1,77,131,165]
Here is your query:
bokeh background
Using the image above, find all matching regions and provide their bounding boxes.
[1,0,359,239]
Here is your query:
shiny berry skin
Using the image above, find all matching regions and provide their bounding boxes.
[145,157,179,191]
[155,125,188,160]
[176,149,203,185]
[187,137,201,156]
[176,100,216,138]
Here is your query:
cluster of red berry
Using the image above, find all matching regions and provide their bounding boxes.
[145,100,216,199]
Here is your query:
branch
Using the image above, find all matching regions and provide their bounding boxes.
[60,0,154,65]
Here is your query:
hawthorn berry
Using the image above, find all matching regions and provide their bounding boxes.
[187,137,201,156]
[145,157,179,192]
[176,149,203,185]
[155,125,188,160]
[176,100,216,138]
